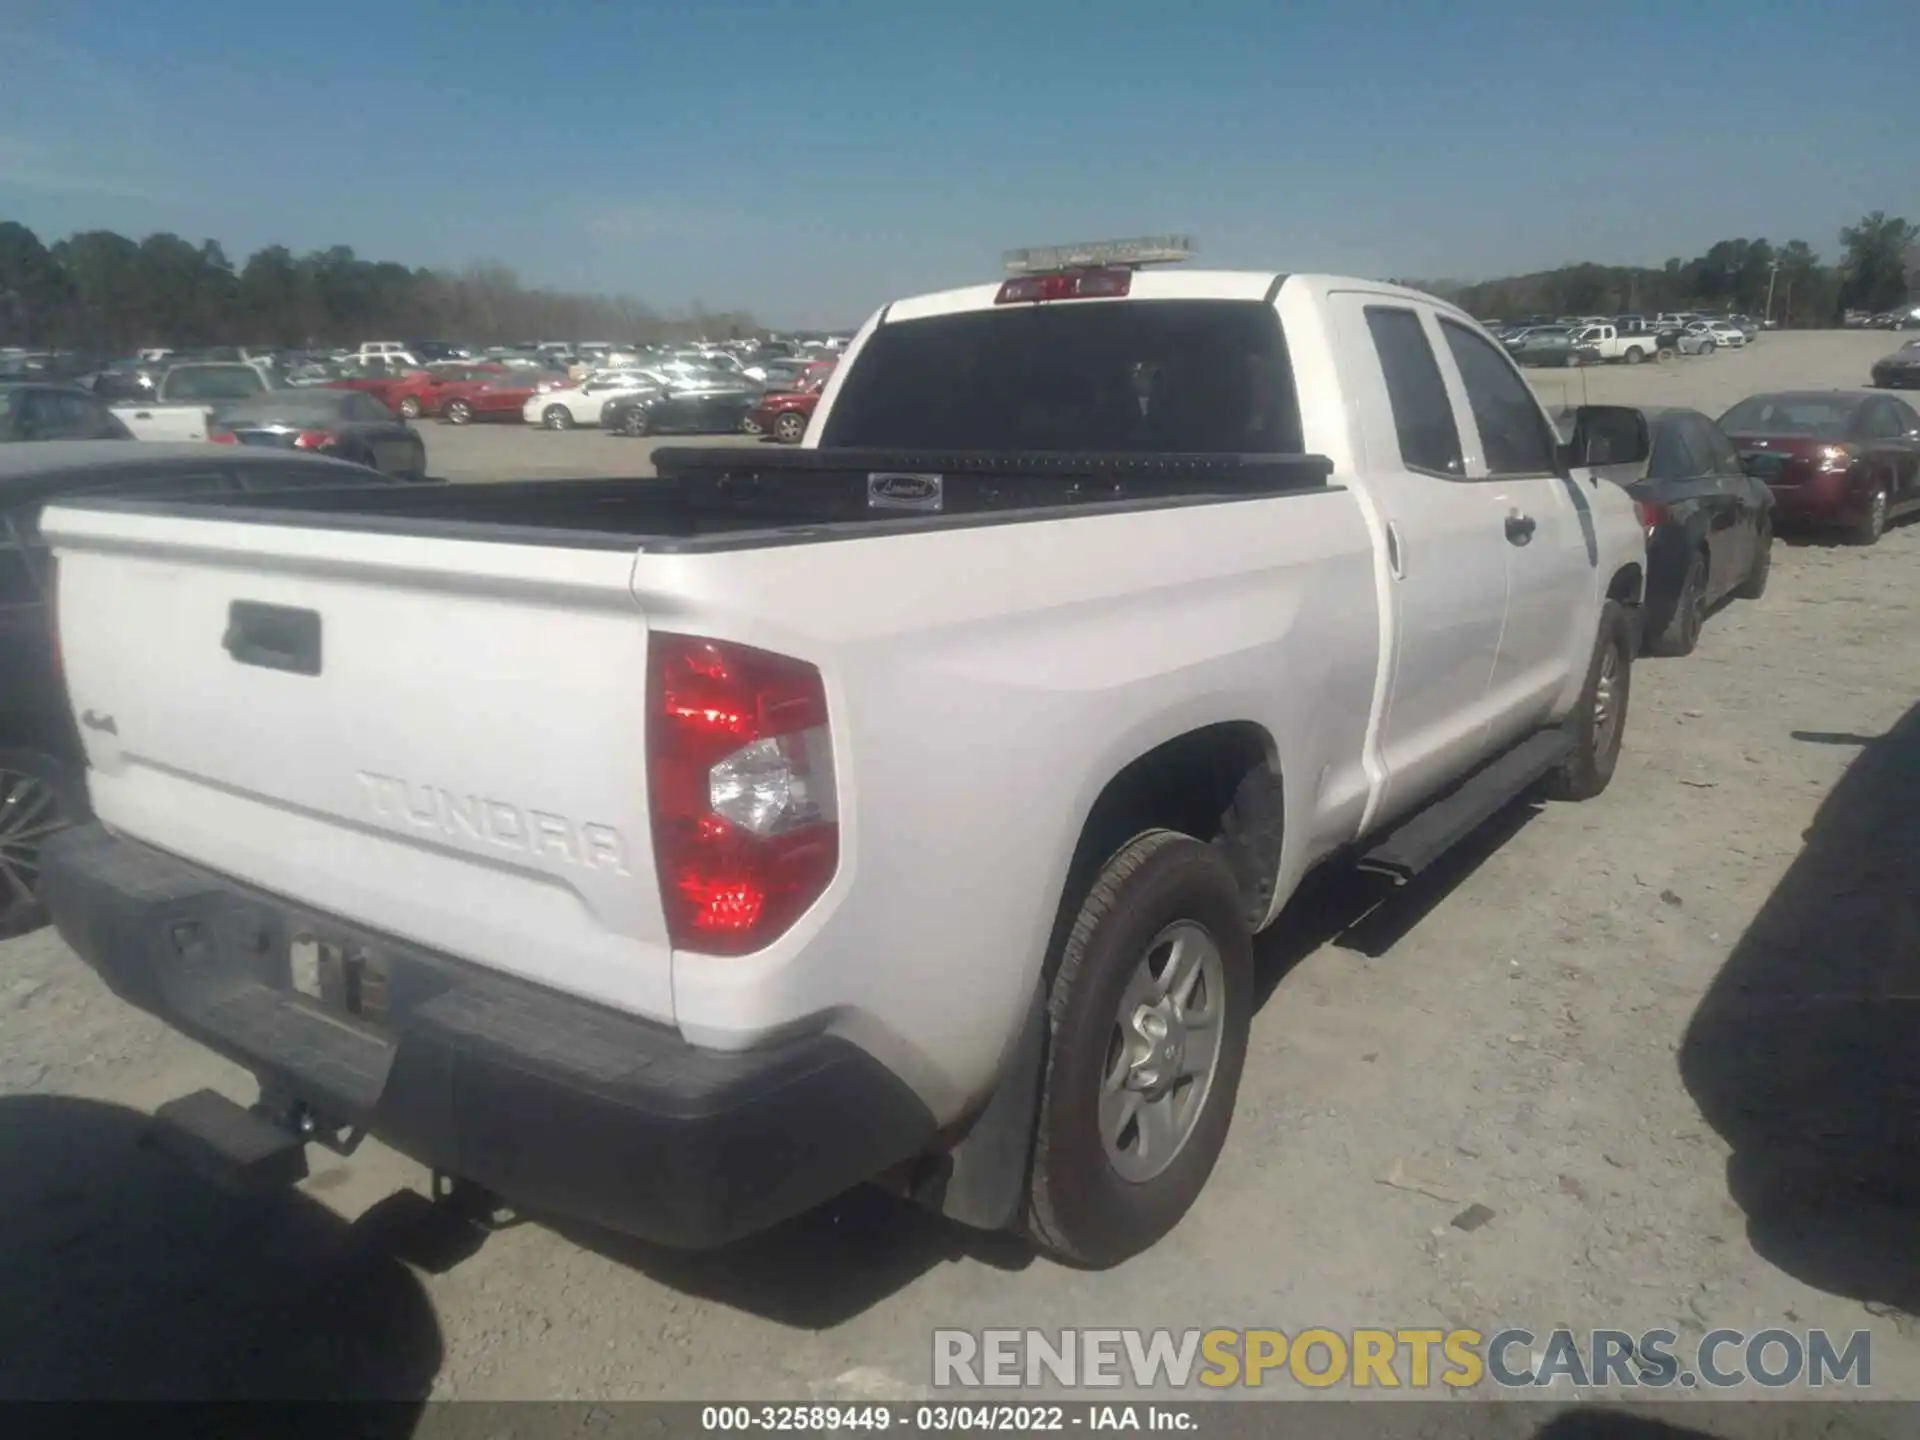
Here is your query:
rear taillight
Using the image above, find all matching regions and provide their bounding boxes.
[647,634,838,956]
[1634,499,1670,537]
[996,268,1133,304]
[208,430,238,444]
[1817,445,1854,472]
[292,430,335,450]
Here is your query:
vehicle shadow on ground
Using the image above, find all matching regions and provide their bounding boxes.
[545,1183,1032,1330]
[1252,800,1540,1007]
[1527,1410,1725,1439]
[0,1093,441,1415]
[1679,701,1920,1313]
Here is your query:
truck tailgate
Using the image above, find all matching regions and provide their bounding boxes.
[40,504,673,1023]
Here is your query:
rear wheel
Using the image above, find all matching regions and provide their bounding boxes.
[543,404,574,431]
[0,750,81,939]
[1647,549,1708,657]
[1624,346,1645,365]
[622,407,652,438]
[1563,351,1579,368]
[398,395,422,419]
[773,411,807,443]
[444,398,473,426]
[1025,831,1253,1268]
[1854,483,1890,545]
[1546,600,1634,801]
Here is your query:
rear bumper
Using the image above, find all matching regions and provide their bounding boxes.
[1767,473,1861,528]
[39,823,937,1249]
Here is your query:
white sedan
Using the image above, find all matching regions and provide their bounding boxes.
[1685,321,1748,350]
[523,369,663,429]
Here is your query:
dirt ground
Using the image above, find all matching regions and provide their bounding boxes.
[2,331,1917,1414]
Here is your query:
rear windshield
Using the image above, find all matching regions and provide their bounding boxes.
[819,299,1303,453]
[1718,396,1857,436]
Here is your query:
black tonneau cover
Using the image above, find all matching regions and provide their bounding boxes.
[46,446,1337,554]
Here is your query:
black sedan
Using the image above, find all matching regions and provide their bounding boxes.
[1,383,135,442]
[601,380,759,438]
[1506,327,1602,368]
[208,389,429,481]
[1872,339,1920,390]
[1579,405,1773,656]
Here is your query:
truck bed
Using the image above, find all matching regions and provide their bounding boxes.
[59,446,1337,553]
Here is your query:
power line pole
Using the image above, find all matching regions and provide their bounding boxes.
[1764,259,1782,325]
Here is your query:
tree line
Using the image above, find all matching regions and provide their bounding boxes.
[1400,211,1917,326]
[0,219,762,353]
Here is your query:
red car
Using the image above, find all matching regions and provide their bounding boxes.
[387,362,506,419]
[1719,390,1920,545]
[746,361,836,444]
[323,361,420,412]
[437,367,563,425]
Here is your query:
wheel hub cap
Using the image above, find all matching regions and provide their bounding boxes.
[0,770,62,914]
[1099,921,1226,1183]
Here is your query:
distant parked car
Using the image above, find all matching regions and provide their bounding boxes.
[1577,406,1773,656]
[1720,390,1920,545]
[209,389,430,482]
[1508,327,1601,368]
[745,361,836,443]
[436,369,560,425]
[600,377,759,437]
[525,369,664,429]
[1686,321,1747,351]
[1,383,136,443]
[387,362,507,419]
[1871,339,1920,390]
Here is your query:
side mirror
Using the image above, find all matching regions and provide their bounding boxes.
[1563,405,1650,468]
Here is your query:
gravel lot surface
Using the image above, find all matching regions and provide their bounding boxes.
[3,331,1917,1414]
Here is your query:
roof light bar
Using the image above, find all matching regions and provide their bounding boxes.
[1002,235,1196,275]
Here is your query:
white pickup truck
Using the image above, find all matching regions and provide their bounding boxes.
[37,251,1649,1266]
[110,362,276,441]
[1568,323,1662,366]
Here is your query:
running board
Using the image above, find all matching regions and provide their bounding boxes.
[1358,730,1574,881]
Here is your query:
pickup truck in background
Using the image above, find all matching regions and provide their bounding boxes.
[37,245,1649,1267]
[109,362,277,441]
[1568,323,1663,366]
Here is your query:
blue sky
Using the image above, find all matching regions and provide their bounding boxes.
[1,0,1912,329]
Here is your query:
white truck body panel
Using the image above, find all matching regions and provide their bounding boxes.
[43,270,1644,1121]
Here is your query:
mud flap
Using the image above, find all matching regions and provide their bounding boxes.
[910,981,1048,1233]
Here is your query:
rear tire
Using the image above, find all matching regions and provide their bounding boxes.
[398,395,422,419]
[543,404,573,431]
[1646,549,1707,657]
[1625,346,1645,365]
[1545,600,1634,802]
[0,749,82,940]
[1737,520,1772,599]
[773,411,807,443]
[1853,483,1890,546]
[1025,831,1253,1268]
[444,398,473,426]
[622,408,651,438]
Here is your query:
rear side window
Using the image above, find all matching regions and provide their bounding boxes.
[1693,417,1744,477]
[1440,320,1559,476]
[1365,307,1462,476]
[819,300,1303,454]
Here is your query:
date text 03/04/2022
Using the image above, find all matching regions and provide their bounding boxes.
[699,1404,1195,1431]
